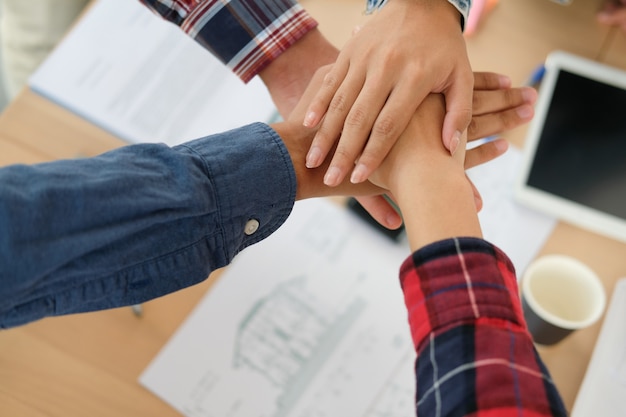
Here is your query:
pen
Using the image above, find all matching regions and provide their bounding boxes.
[525,64,546,88]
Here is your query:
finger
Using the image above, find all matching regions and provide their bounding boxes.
[303,60,350,129]
[465,137,509,170]
[472,86,537,117]
[354,195,403,230]
[598,7,626,24]
[466,175,484,212]
[468,104,534,141]
[330,76,394,184]
[350,77,424,184]
[441,70,474,154]
[290,65,334,120]
[306,68,365,170]
[473,72,512,91]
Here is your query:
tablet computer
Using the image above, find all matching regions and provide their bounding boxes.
[515,50,626,243]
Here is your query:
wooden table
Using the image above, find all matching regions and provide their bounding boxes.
[1,0,626,415]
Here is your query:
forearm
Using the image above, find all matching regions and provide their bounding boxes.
[400,238,567,416]
[0,123,296,328]
[388,92,565,414]
[0,117,381,328]
[386,95,480,251]
[396,171,480,251]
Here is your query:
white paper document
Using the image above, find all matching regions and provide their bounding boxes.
[467,147,557,274]
[572,277,626,417]
[29,0,277,145]
[140,199,415,417]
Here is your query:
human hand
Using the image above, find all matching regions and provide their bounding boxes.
[302,0,473,187]
[344,71,537,223]
[270,66,383,201]
[369,94,482,250]
[597,0,626,34]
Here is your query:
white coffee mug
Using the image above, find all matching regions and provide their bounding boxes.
[521,255,606,345]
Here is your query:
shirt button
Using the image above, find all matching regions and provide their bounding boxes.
[244,219,260,236]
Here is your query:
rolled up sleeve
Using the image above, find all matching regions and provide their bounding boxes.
[140,0,318,82]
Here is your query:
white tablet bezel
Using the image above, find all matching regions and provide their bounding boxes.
[515,50,626,243]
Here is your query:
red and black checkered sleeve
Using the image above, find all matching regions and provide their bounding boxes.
[139,0,317,82]
[399,237,567,416]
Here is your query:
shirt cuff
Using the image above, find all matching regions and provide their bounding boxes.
[446,0,471,28]
[399,237,525,351]
[179,122,297,260]
[179,1,318,82]
[365,0,471,30]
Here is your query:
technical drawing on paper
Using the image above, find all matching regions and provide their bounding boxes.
[233,275,366,416]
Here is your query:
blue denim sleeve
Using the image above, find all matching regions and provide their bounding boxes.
[0,122,296,328]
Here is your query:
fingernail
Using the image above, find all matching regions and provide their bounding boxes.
[306,146,323,168]
[386,213,402,229]
[350,163,369,184]
[449,131,461,155]
[324,166,343,187]
[522,87,537,103]
[303,111,317,128]
[516,105,533,120]
[494,139,509,152]
[499,75,511,88]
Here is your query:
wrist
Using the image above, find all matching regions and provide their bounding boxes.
[259,29,339,118]
[396,171,481,251]
[270,122,383,200]
[385,0,463,30]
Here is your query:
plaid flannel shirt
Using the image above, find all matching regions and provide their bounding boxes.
[140,0,471,83]
[401,237,568,416]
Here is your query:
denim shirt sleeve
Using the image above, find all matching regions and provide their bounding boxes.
[365,0,471,29]
[0,122,296,328]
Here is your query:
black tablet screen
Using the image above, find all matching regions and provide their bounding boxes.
[527,70,626,219]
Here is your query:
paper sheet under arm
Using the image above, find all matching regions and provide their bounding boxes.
[28,0,277,145]
[140,199,415,417]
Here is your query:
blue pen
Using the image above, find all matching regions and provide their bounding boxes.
[525,64,546,88]
[467,135,499,150]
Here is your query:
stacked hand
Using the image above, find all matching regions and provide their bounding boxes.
[265,0,536,229]
[302,0,473,188]
[272,66,537,213]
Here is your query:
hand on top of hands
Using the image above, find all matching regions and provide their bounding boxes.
[302,0,473,187]
[281,64,537,226]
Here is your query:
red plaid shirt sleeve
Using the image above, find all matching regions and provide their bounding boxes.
[400,237,567,416]
[139,0,317,82]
